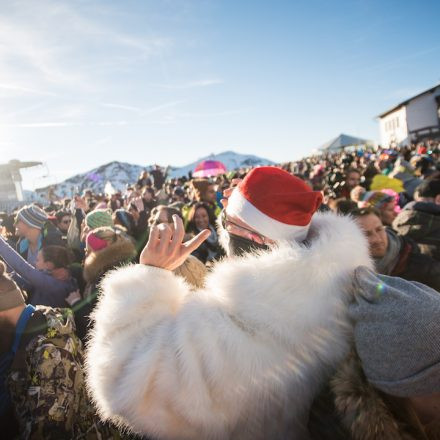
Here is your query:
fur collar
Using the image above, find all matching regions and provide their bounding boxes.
[332,353,439,440]
[83,237,136,284]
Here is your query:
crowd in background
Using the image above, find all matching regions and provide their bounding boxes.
[1,138,440,438]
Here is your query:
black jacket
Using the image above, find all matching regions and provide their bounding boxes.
[389,234,440,291]
[393,201,440,261]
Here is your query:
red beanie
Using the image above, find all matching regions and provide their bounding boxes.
[226,167,322,241]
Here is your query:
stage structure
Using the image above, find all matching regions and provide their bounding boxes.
[0,160,42,202]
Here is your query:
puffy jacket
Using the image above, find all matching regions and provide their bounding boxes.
[0,236,77,308]
[393,201,440,261]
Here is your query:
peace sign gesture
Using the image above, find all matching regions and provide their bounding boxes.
[140,215,211,271]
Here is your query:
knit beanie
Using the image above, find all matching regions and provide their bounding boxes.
[357,191,394,209]
[85,209,114,230]
[114,209,133,232]
[0,262,25,311]
[15,204,48,229]
[350,266,440,397]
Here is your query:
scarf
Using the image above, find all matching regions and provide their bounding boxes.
[18,235,42,261]
[374,229,402,275]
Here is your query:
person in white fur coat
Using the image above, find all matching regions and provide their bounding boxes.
[86,167,372,440]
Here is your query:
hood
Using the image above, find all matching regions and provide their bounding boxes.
[405,201,440,215]
[331,353,425,440]
[83,237,136,284]
[394,202,440,243]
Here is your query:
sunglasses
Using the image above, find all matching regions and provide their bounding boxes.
[220,210,269,245]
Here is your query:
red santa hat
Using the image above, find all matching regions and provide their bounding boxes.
[226,167,322,242]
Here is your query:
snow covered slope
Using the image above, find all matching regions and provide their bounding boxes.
[169,151,274,178]
[36,161,144,197]
[36,152,275,197]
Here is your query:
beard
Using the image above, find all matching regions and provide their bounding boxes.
[217,216,270,257]
[0,317,15,355]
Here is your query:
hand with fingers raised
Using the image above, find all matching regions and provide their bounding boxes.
[140,215,211,271]
[220,178,242,209]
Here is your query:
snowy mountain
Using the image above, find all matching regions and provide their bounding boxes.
[35,152,275,198]
[168,151,274,178]
[36,161,145,198]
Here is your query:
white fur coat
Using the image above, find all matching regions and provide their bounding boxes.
[86,212,372,440]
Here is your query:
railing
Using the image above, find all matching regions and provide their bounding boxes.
[0,200,28,214]
[409,125,440,141]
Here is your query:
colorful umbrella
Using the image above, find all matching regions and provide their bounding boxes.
[193,160,227,178]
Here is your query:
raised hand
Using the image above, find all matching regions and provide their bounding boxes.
[131,196,145,213]
[74,195,88,212]
[221,178,242,209]
[140,215,211,271]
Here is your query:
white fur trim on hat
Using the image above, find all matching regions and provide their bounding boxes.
[226,189,310,242]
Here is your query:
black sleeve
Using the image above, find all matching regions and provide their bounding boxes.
[75,209,85,231]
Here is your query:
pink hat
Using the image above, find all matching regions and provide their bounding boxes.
[86,231,109,252]
[226,167,322,242]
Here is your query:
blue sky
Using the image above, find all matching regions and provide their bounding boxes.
[1,0,439,189]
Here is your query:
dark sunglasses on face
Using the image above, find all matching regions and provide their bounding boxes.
[220,210,269,245]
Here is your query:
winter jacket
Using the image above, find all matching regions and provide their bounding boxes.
[0,236,78,308]
[375,230,440,291]
[16,221,65,264]
[5,306,116,439]
[86,212,372,440]
[189,224,225,264]
[73,235,136,342]
[309,352,440,440]
[393,201,440,261]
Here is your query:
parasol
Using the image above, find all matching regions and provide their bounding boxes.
[193,160,227,178]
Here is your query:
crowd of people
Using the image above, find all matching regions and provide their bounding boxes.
[1,139,440,439]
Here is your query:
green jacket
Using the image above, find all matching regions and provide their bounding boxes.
[7,306,118,439]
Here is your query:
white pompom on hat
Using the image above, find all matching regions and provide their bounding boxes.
[226,167,322,242]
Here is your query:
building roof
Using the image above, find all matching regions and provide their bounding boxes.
[378,84,440,119]
[318,133,372,151]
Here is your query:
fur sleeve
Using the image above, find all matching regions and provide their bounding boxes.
[86,214,371,439]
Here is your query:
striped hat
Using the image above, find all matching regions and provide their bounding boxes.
[358,191,394,209]
[85,209,114,230]
[15,204,48,229]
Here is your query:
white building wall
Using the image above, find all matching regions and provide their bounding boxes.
[406,90,439,133]
[379,106,408,146]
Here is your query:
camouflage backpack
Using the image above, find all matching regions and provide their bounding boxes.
[7,306,121,439]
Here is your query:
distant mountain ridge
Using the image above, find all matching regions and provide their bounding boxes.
[168,151,274,178]
[35,151,275,197]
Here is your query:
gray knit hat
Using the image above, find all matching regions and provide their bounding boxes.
[15,204,48,229]
[350,266,440,397]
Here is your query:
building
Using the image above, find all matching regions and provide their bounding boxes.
[378,84,440,146]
